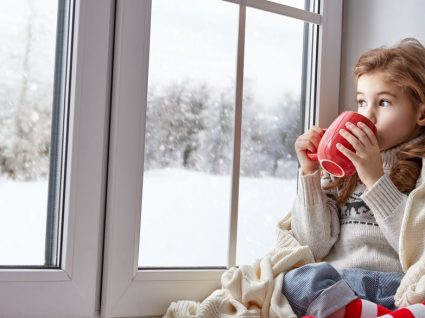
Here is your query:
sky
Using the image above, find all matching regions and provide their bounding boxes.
[0,0,57,91]
[149,0,306,107]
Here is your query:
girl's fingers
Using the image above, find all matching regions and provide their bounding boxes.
[339,128,364,151]
[310,125,323,133]
[336,143,355,161]
[296,138,317,153]
[344,122,371,146]
[306,141,317,153]
[295,126,325,154]
[309,133,322,149]
[357,122,378,146]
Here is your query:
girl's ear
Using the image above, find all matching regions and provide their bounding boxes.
[418,103,425,126]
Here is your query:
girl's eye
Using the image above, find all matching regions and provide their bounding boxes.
[357,100,367,107]
[380,99,391,107]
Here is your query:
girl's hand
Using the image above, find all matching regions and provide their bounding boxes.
[294,126,325,175]
[337,121,384,189]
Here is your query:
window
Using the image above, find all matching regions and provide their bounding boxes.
[102,1,342,317]
[0,0,59,267]
[0,0,114,316]
[0,0,341,317]
[139,0,238,268]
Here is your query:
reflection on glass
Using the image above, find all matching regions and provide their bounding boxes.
[236,8,304,265]
[139,0,238,267]
[0,0,58,265]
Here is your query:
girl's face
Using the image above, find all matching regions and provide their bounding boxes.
[356,71,425,150]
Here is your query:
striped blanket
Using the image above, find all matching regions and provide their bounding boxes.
[303,299,425,318]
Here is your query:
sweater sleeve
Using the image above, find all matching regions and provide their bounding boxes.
[291,169,341,261]
[361,174,407,253]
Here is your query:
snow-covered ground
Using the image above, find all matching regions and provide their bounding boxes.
[0,169,296,266]
[0,179,48,265]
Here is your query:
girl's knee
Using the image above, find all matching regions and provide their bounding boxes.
[283,262,343,297]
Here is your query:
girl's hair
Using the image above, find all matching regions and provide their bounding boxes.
[325,38,425,204]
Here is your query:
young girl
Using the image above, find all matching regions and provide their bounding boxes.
[282,38,425,318]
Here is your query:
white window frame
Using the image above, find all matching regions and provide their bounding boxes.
[101,1,343,317]
[0,0,114,317]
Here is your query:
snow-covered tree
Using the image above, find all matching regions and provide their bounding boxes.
[240,92,301,178]
[143,80,301,178]
[144,81,210,171]
[198,88,234,175]
[0,0,53,180]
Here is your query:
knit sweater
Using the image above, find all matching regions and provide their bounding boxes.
[291,134,425,272]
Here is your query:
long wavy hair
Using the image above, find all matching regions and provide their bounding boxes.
[325,38,425,204]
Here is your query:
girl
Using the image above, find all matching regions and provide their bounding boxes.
[282,38,425,318]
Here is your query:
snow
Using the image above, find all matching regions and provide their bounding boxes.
[0,169,296,266]
[0,179,47,265]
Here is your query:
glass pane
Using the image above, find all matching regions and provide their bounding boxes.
[139,0,238,267]
[236,8,305,265]
[269,0,310,11]
[0,0,59,266]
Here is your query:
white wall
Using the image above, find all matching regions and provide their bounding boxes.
[339,0,425,112]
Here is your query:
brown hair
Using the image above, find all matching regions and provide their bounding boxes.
[325,38,425,204]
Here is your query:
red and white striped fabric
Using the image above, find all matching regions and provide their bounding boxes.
[346,298,392,317]
[379,302,425,318]
[302,298,425,318]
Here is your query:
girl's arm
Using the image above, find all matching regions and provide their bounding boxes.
[291,169,340,261]
[361,174,407,252]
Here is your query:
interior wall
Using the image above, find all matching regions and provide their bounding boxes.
[339,0,425,112]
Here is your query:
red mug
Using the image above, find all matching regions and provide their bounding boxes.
[306,111,377,177]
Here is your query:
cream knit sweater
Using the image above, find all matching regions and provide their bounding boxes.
[164,160,425,317]
[394,156,425,307]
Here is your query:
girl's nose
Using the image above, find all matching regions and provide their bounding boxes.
[363,107,377,124]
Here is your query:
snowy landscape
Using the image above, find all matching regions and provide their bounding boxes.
[0,169,296,266]
[1,0,302,267]
[139,168,296,267]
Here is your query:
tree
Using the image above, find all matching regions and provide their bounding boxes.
[0,0,52,180]
[273,93,302,178]
[144,81,210,171]
[199,88,234,175]
[143,80,301,179]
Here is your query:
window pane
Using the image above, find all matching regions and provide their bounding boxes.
[0,0,59,266]
[236,8,304,265]
[269,0,310,11]
[139,0,238,267]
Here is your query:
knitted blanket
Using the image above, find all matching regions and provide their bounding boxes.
[394,159,425,307]
[163,214,315,318]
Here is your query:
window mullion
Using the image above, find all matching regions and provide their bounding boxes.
[314,0,342,126]
[228,1,246,268]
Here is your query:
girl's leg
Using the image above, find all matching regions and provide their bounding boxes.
[282,262,357,318]
[326,307,345,318]
[340,268,404,310]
